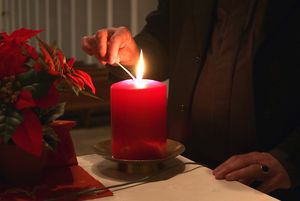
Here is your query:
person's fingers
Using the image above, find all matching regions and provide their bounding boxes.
[107,27,131,64]
[81,27,138,66]
[224,164,265,181]
[107,35,125,64]
[95,29,109,63]
[81,36,94,56]
[107,36,121,64]
[213,152,292,193]
[213,153,259,179]
[81,35,107,64]
[213,155,243,176]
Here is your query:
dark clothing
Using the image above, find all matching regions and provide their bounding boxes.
[110,0,300,200]
[189,0,259,166]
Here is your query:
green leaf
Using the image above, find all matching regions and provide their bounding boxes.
[24,58,37,69]
[10,111,23,119]
[0,124,17,143]
[22,84,37,92]
[80,90,103,101]
[73,86,80,96]
[56,80,72,92]
[0,110,23,143]
[2,130,15,143]
[42,126,59,151]
[32,71,55,99]
[0,115,5,123]
[17,69,37,86]
[17,70,55,99]
[39,102,66,124]
[36,37,56,55]
[6,116,22,126]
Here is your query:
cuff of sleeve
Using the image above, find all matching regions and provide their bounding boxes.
[270,148,300,188]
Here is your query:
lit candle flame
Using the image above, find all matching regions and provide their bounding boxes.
[136,50,144,81]
[135,50,145,88]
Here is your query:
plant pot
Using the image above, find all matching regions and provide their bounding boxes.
[0,144,47,186]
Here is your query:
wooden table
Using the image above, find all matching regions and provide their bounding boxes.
[78,154,278,201]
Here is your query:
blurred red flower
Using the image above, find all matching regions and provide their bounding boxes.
[0,28,97,156]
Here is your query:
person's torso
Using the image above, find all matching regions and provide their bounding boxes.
[167,0,268,166]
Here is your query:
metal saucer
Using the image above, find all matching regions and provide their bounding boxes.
[93,139,185,174]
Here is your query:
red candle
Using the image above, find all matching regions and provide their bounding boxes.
[110,51,167,160]
[111,80,167,160]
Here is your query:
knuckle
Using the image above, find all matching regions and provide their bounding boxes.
[80,38,87,46]
[119,26,129,33]
[230,155,240,161]
[81,36,90,45]
[248,152,258,157]
[81,36,87,42]
[109,35,118,42]
[247,152,256,160]
[261,152,272,159]
[110,36,121,45]
[239,168,249,178]
[118,26,132,39]
[96,29,107,38]
[246,152,260,162]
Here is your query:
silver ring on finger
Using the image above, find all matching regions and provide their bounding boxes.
[260,164,269,175]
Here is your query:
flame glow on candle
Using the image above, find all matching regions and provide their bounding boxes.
[135,50,146,88]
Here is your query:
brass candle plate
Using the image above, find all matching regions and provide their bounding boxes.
[93,139,185,173]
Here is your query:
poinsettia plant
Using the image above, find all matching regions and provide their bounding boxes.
[0,28,96,156]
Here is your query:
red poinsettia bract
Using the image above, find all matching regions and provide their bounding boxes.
[0,28,96,157]
[0,29,41,79]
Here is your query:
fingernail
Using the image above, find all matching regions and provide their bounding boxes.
[115,57,120,63]
[110,57,115,64]
[212,169,219,175]
[107,56,113,64]
[214,172,222,179]
[225,174,235,181]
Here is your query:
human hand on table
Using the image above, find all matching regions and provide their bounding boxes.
[81,26,139,66]
[212,152,291,193]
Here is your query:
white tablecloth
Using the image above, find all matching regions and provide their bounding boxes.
[78,154,278,201]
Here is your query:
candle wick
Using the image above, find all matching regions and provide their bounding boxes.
[115,61,136,81]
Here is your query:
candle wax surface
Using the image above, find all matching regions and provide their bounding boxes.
[111,79,167,160]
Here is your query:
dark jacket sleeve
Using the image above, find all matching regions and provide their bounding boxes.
[265,0,300,188]
[270,130,300,188]
[109,0,170,82]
